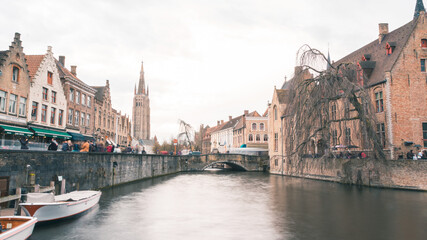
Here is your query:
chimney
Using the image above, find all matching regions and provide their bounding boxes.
[221,120,224,125]
[59,56,65,66]
[229,116,232,121]
[14,32,21,41]
[217,121,220,126]
[294,66,303,74]
[244,110,249,116]
[378,23,389,44]
[70,65,77,76]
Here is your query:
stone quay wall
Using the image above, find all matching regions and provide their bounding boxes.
[0,150,182,193]
[0,151,268,195]
[271,157,427,191]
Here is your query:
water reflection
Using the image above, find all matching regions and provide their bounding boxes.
[30,172,427,240]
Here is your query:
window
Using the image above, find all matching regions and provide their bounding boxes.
[42,88,48,101]
[68,109,73,125]
[51,91,57,103]
[345,128,351,145]
[421,59,426,72]
[19,97,26,116]
[260,123,265,131]
[75,111,79,126]
[344,106,350,119]
[86,114,90,126]
[0,91,7,112]
[8,94,17,114]
[332,129,338,146]
[423,123,427,147]
[76,91,80,104]
[50,107,56,124]
[69,89,74,102]
[249,134,253,142]
[256,134,260,142]
[264,134,268,142]
[252,123,257,131]
[386,43,394,55]
[81,112,85,126]
[274,133,278,152]
[82,94,86,106]
[87,96,91,107]
[12,66,19,82]
[376,123,386,148]
[58,110,63,126]
[375,91,384,113]
[331,104,337,120]
[41,105,47,122]
[98,112,101,125]
[31,102,38,120]
[47,71,53,85]
[422,39,427,48]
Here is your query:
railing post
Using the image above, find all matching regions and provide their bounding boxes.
[14,188,21,216]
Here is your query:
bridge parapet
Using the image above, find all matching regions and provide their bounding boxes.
[180,154,269,172]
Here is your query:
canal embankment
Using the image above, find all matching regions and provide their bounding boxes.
[0,150,268,194]
[270,156,427,191]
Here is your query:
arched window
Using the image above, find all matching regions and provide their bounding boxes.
[421,39,427,48]
[264,134,268,142]
[12,66,19,82]
[260,123,265,131]
[274,106,277,120]
[248,134,253,142]
[256,134,260,142]
[252,123,257,131]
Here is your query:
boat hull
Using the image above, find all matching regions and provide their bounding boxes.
[0,216,37,240]
[20,191,101,222]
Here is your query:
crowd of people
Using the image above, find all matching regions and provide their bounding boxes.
[406,149,427,160]
[18,136,145,154]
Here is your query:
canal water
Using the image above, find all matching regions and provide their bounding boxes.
[30,172,427,240]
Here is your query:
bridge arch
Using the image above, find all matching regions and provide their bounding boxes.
[201,161,248,171]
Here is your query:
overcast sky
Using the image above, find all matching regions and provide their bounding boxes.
[0,0,417,142]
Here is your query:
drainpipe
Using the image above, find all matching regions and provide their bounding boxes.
[385,72,394,159]
[281,115,284,176]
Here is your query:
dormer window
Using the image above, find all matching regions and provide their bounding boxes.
[386,42,396,55]
[47,71,53,85]
[362,54,371,61]
[421,39,427,48]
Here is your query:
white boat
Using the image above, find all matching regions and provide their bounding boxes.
[0,216,37,240]
[20,190,101,222]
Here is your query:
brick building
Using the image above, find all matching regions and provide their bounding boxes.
[330,2,427,159]
[233,110,269,149]
[92,80,116,144]
[56,56,96,139]
[0,33,33,148]
[132,62,150,141]
[26,47,70,142]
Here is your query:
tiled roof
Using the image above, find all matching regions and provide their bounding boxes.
[262,108,268,117]
[276,89,289,104]
[56,59,96,93]
[334,19,417,86]
[92,86,105,101]
[25,55,44,80]
[219,116,243,131]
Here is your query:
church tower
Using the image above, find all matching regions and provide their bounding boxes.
[132,62,150,140]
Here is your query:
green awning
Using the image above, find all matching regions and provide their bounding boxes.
[0,124,33,137]
[30,127,71,140]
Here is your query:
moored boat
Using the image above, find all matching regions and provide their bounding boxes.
[0,216,37,240]
[20,190,101,222]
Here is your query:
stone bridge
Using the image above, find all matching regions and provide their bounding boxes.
[180,154,269,172]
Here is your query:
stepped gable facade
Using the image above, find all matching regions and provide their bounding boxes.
[0,33,32,127]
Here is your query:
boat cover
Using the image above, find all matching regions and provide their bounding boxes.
[54,191,99,202]
[26,193,55,203]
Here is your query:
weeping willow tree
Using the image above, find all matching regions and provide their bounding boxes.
[283,45,386,161]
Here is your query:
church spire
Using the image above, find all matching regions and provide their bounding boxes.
[414,0,426,19]
[137,61,146,95]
